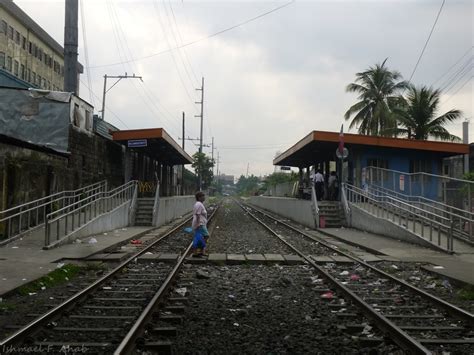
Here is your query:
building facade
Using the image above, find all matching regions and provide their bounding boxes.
[0,0,82,91]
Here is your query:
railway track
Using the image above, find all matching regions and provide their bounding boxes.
[0,205,218,354]
[239,200,474,354]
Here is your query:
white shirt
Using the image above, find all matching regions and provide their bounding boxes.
[313,172,324,183]
[192,201,207,230]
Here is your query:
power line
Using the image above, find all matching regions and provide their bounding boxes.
[168,0,200,85]
[89,0,295,69]
[441,75,473,106]
[407,0,445,84]
[440,58,472,94]
[431,46,473,87]
[152,0,198,110]
[79,78,129,129]
[79,0,94,107]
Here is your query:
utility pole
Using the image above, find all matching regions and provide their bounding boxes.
[182,112,185,150]
[101,73,143,120]
[211,137,215,178]
[216,151,220,186]
[64,0,78,94]
[195,77,204,190]
[181,112,185,196]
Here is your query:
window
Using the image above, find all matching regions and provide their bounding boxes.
[38,48,43,62]
[27,68,31,82]
[28,41,32,54]
[13,60,19,76]
[6,56,12,71]
[8,26,13,40]
[20,64,25,80]
[47,80,50,90]
[409,159,432,182]
[32,72,36,85]
[367,158,389,182]
[34,44,37,57]
[37,75,42,87]
[0,52,4,68]
[21,36,26,50]
[85,110,92,130]
[1,20,7,34]
[73,104,80,127]
[15,30,20,45]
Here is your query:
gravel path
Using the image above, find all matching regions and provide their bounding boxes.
[208,199,293,254]
[151,264,402,354]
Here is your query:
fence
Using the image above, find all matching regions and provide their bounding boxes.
[44,180,137,246]
[365,166,474,211]
[0,181,107,243]
[345,184,455,252]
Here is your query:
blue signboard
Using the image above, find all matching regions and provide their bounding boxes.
[128,139,147,148]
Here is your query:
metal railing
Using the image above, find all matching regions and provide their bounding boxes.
[340,182,351,222]
[0,181,107,243]
[44,181,137,247]
[152,180,161,227]
[311,184,320,228]
[369,184,474,242]
[365,166,473,210]
[345,184,454,252]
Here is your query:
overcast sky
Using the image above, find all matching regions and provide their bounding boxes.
[16,0,473,177]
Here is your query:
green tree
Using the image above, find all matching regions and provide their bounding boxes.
[236,175,261,195]
[264,172,298,188]
[388,85,462,141]
[344,59,408,136]
[191,152,214,190]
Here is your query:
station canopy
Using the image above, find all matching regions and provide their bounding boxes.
[274,130,469,168]
[112,128,192,165]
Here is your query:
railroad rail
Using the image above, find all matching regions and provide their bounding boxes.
[238,200,474,355]
[0,205,218,354]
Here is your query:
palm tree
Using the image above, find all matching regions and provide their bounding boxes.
[390,85,462,141]
[344,59,408,136]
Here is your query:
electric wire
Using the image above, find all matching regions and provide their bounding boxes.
[407,0,445,84]
[79,0,95,107]
[430,46,473,87]
[89,0,295,69]
[152,0,198,111]
[439,56,473,93]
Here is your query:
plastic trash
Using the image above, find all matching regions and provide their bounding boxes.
[11,246,18,249]
[433,265,444,269]
[321,291,334,299]
[145,252,153,255]
[28,293,36,296]
[391,265,399,270]
[175,287,187,297]
[183,227,193,234]
[88,237,98,244]
[233,323,240,327]
[228,294,236,298]
[350,274,360,281]
[56,262,65,269]
[339,271,349,276]
[102,286,112,290]
[131,239,142,245]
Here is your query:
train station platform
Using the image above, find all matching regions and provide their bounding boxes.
[0,226,154,296]
[311,227,474,285]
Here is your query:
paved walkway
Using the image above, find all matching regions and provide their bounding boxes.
[0,226,152,295]
[352,202,474,253]
[312,227,474,285]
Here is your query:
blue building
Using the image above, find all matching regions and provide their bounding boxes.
[274,130,469,201]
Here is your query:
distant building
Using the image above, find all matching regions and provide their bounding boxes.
[0,0,82,91]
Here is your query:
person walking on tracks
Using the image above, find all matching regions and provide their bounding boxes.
[192,191,209,257]
[313,170,324,201]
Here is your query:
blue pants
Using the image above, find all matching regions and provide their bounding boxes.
[193,226,208,249]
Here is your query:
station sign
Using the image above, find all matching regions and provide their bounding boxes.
[128,139,148,148]
[280,166,291,171]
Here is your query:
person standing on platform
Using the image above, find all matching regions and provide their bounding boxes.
[328,171,338,201]
[313,169,324,201]
[192,191,209,257]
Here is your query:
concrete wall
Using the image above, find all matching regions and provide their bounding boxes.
[154,195,195,227]
[249,196,316,228]
[45,200,132,249]
[264,182,295,197]
[348,203,447,252]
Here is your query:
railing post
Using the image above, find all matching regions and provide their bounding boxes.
[449,218,454,251]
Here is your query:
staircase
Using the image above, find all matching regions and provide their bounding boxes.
[135,198,154,226]
[318,201,345,228]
